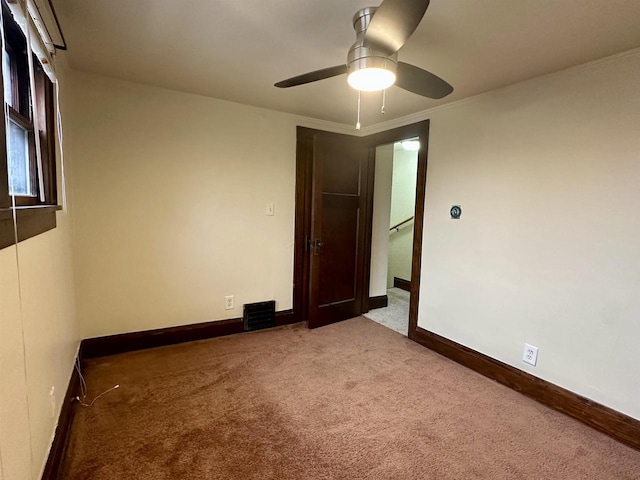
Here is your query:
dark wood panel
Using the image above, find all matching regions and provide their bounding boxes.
[0,206,59,249]
[317,299,359,322]
[42,358,80,480]
[82,312,301,359]
[82,318,244,358]
[274,309,296,326]
[393,277,411,292]
[360,147,377,314]
[368,295,388,310]
[413,327,640,451]
[0,216,16,249]
[293,128,314,324]
[0,67,8,209]
[14,207,58,242]
[318,197,359,306]
[308,129,369,328]
[408,123,429,340]
[321,136,362,195]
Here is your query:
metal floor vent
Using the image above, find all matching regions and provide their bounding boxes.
[243,300,276,331]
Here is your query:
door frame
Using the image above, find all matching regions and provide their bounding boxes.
[293,120,430,340]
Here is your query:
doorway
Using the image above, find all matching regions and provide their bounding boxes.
[293,121,430,340]
[365,138,419,335]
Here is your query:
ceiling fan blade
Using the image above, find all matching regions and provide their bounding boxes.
[363,0,430,55]
[274,65,348,88]
[395,61,453,99]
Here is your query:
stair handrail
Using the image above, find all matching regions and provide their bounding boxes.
[389,216,414,233]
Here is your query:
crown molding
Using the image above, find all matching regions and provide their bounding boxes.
[358,46,640,136]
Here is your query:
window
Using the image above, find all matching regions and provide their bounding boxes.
[0,0,58,249]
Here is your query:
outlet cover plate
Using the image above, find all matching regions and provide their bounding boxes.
[224,295,234,310]
[523,343,538,366]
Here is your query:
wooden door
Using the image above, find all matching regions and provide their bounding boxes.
[300,128,371,329]
[293,122,430,338]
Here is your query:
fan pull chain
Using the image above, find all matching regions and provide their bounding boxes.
[381,89,386,114]
[356,90,361,130]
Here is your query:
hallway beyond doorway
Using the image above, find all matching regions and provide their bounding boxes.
[364,287,409,335]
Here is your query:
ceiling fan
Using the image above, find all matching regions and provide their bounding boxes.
[274,0,453,100]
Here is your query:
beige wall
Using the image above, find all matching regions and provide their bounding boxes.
[66,71,352,339]
[417,51,640,420]
[0,62,79,479]
[2,36,637,479]
[387,146,418,287]
[369,144,393,298]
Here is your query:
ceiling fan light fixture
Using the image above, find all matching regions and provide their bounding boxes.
[275,0,454,108]
[347,6,396,92]
[347,67,396,92]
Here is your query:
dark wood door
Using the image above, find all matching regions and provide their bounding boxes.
[294,121,430,338]
[305,130,370,328]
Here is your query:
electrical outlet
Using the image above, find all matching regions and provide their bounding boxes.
[523,343,538,366]
[49,386,56,418]
[225,295,234,310]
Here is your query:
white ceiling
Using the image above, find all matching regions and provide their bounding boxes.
[52,0,640,126]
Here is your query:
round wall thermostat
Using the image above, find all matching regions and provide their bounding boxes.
[450,205,462,219]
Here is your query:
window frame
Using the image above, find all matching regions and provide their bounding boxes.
[0,0,59,250]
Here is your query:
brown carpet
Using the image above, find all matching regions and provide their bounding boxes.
[61,317,640,479]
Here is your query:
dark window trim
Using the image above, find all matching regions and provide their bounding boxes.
[0,0,59,250]
[0,205,60,249]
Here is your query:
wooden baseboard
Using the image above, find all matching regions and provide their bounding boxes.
[413,327,640,451]
[275,309,296,326]
[82,310,298,359]
[369,295,388,310]
[41,357,80,480]
[82,318,244,359]
[393,277,411,292]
